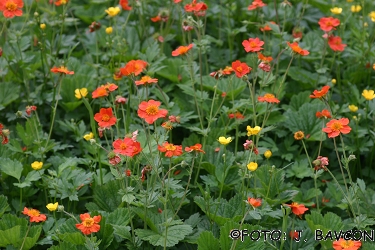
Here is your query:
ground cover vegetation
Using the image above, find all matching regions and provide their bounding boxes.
[0,0,375,249]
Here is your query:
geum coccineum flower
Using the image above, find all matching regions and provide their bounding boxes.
[232,60,251,78]
[120,60,148,76]
[135,76,158,86]
[318,17,340,32]
[0,0,23,18]
[23,207,47,223]
[333,238,361,250]
[76,213,101,235]
[185,143,205,153]
[54,0,68,6]
[287,42,309,56]
[247,197,262,208]
[172,44,193,56]
[285,202,308,217]
[242,37,264,52]
[257,93,280,103]
[137,100,168,124]
[322,118,351,138]
[50,66,74,75]
[120,0,131,10]
[184,0,207,16]
[113,137,142,157]
[0,123,9,144]
[247,0,266,10]
[316,109,331,119]
[92,83,118,98]
[310,85,330,99]
[158,142,183,157]
[328,36,346,52]
[94,108,117,128]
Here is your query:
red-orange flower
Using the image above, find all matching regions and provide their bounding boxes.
[247,197,262,208]
[135,75,158,86]
[92,83,118,98]
[310,85,330,99]
[228,111,244,119]
[248,0,266,10]
[184,0,207,16]
[172,44,193,56]
[333,238,361,250]
[113,137,142,157]
[25,105,37,116]
[285,202,309,217]
[318,17,340,32]
[50,66,74,75]
[158,142,183,157]
[328,36,346,52]
[75,213,101,235]
[257,93,280,103]
[287,42,309,56]
[232,60,251,78]
[0,0,23,18]
[54,0,68,6]
[316,109,331,119]
[260,24,272,32]
[0,123,9,144]
[150,15,161,22]
[210,66,233,79]
[258,52,272,63]
[242,37,264,53]
[94,108,117,128]
[137,100,168,124]
[22,207,47,223]
[185,143,205,153]
[120,0,131,10]
[322,118,351,138]
[120,60,148,76]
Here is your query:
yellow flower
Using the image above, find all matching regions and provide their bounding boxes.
[46,202,58,211]
[40,23,46,29]
[83,132,94,141]
[31,161,43,170]
[331,79,336,84]
[218,136,232,145]
[362,89,375,100]
[105,27,113,34]
[246,126,261,136]
[105,7,120,17]
[348,104,358,112]
[75,88,88,99]
[369,12,375,22]
[330,7,342,15]
[247,162,258,171]
[351,5,362,13]
[346,0,353,2]
[264,150,272,159]
[294,131,304,140]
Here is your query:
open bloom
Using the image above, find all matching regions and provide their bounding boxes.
[294,131,304,140]
[94,108,117,128]
[310,85,330,99]
[23,207,47,223]
[247,197,262,208]
[285,202,308,216]
[257,93,280,103]
[158,142,183,157]
[120,0,131,10]
[113,137,142,157]
[362,89,375,100]
[328,36,346,52]
[76,213,101,235]
[287,42,309,56]
[318,17,340,32]
[232,60,251,78]
[322,118,351,138]
[54,0,68,6]
[218,136,232,145]
[316,109,331,119]
[330,7,342,15]
[333,238,361,250]
[172,44,193,56]
[246,126,261,136]
[242,37,264,53]
[105,6,120,17]
[75,88,88,99]
[0,0,23,18]
[83,132,94,141]
[46,202,58,211]
[50,66,74,75]
[137,100,168,124]
[185,143,205,153]
[351,5,361,13]
[184,0,207,16]
[247,0,266,10]
[120,60,148,76]
[348,105,358,112]
[135,76,158,86]
[31,161,43,170]
[247,162,258,171]
[92,83,118,98]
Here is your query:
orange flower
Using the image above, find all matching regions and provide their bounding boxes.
[92,83,118,98]
[232,60,251,78]
[287,42,309,56]
[184,0,207,16]
[316,109,331,119]
[120,0,131,10]
[150,15,161,22]
[50,66,74,75]
[137,100,168,124]
[242,37,264,53]
[158,142,183,157]
[113,137,142,157]
[210,66,233,79]
[247,197,262,208]
[257,52,272,63]
[54,0,68,6]
[0,0,23,18]
[294,131,304,140]
[135,75,158,86]
[322,118,351,138]
[172,44,193,56]
[289,231,300,240]
[328,36,346,52]
[120,60,148,76]
[309,85,330,99]
[285,202,308,216]
[228,111,244,119]
[257,93,280,103]
[75,213,101,235]
[318,17,340,32]
[0,123,9,144]
[248,0,266,10]
[22,207,47,223]
[94,108,117,128]
[185,143,205,153]
[333,238,361,250]
[260,24,272,32]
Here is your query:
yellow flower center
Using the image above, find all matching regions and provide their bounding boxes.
[120,143,127,150]
[145,105,159,115]
[141,76,151,82]
[165,144,176,151]
[264,93,275,98]
[82,218,95,227]
[340,240,354,248]
[102,114,110,122]
[29,209,40,217]
[331,122,343,131]
[6,2,17,11]
[236,66,243,72]
[97,88,107,96]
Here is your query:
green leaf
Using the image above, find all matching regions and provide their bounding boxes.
[58,232,85,245]
[0,195,9,218]
[0,158,23,181]
[14,171,42,188]
[285,159,313,179]
[93,180,122,212]
[0,82,20,107]
[135,224,193,247]
[106,208,132,227]
[197,231,220,250]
